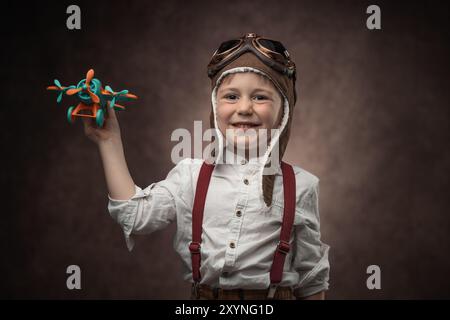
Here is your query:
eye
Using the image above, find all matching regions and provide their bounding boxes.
[254,95,268,101]
[225,94,238,100]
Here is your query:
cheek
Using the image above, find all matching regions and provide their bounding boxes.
[256,104,282,128]
[216,103,233,129]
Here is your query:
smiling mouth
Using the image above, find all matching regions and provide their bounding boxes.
[231,122,261,129]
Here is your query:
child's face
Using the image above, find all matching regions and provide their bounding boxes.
[216,72,283,153]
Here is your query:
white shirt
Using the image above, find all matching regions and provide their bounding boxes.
[107,157,330,298]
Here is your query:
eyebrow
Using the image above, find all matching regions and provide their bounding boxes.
[218,87,274,96]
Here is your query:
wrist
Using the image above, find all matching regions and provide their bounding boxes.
[98,135,122,147]
[97,136,124,156]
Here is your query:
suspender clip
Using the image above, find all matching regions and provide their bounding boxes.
[277,240,290,254]
[192,281,200,299]
[189,242,201,254]
[267,284,278,299]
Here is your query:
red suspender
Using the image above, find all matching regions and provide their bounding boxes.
[189,161,296,298]
[189,162,215,285]
[267,161,296,298]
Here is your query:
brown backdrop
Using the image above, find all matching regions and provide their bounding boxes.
[1,0,449,299]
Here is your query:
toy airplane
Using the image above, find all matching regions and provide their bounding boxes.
[47,69,138,127]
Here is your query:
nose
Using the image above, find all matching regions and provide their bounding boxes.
[236,96,253,116]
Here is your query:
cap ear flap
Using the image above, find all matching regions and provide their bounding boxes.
[293,85,297,105]
[262,174,276,207]
[208,107,219,159]
[209,107,215,129]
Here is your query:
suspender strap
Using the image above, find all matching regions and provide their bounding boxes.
[189,162,215,284]
[269,162,296,286]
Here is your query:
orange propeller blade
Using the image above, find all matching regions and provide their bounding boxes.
[87,87,100,103]
[66,88,82,95]
[85,69,94,85]
[47,86,60,91]
[125,93,138,99]
[114,104,126,110]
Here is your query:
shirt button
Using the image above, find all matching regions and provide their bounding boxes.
[236,210,242,217]
[229,241,236,249]
[243,178,249,185]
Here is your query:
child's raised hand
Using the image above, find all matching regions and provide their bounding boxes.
[83,107,122,144]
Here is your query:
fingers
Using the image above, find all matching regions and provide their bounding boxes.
[82,116,95,131]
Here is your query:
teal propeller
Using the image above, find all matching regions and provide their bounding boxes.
[105,85,129,108]
[50,79,76,103]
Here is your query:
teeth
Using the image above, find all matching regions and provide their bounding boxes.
[233,124,257,128]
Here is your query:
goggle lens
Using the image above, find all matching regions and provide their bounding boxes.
[216,40,241,55]
[258,38,288,57]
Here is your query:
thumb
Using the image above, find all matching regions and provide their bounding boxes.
[107,106,117,120]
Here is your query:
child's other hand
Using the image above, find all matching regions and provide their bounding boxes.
[83,107,122,144]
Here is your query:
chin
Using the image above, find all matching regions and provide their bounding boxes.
[234,136,258,151]
[221,126,270,154]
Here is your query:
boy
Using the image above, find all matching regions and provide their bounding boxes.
[83,33,330,300]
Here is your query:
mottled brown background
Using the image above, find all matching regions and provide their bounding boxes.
[1,0,449,299]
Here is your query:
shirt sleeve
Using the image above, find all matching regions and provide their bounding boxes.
[292,178,330,298]
[107,160,188,251]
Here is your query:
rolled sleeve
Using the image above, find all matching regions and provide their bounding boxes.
[107,161,187,251]
[107,185,150,251]
[292,178,330,298]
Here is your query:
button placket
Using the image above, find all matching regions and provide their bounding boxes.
[224,181,249,268]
